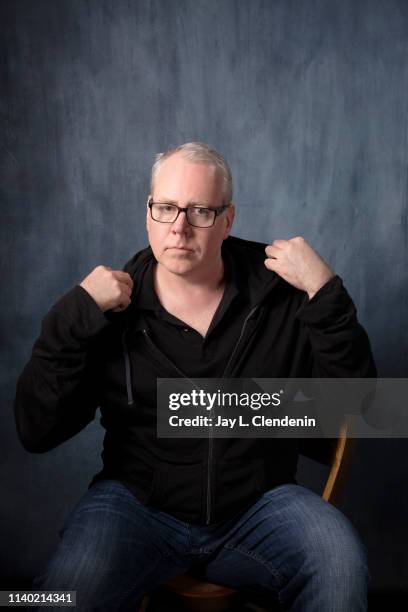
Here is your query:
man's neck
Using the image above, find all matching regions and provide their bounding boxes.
[154,256,225,300]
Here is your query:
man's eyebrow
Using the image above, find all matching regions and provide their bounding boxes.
[154,198,213,207]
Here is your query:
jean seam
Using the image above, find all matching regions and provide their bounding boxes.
[223,543,284,585]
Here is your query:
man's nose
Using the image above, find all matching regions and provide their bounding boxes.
[171,209,191,233]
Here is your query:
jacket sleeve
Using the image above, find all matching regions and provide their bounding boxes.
[294,275,377,378]
[13,285,112,453]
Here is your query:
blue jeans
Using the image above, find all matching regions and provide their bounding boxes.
[33,480,369,611]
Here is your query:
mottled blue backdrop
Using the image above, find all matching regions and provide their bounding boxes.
[1,0,407,594]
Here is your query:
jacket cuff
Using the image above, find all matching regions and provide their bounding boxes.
[294,275,356,326]
[49,285,112,339]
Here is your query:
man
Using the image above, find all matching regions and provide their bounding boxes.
[14,142,376,611]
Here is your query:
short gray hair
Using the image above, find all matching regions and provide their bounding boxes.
[151,142,233,204]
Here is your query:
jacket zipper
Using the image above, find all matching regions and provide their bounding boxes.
[205,303,261,524]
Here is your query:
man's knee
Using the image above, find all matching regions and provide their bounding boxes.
[33,552,142,611]
[32,516,140,610]
[299,506,369,584]
[33,542,108,602]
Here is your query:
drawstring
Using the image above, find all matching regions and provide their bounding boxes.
[121,328,134,406]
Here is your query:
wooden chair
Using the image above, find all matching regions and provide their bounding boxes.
[139,418,354,612]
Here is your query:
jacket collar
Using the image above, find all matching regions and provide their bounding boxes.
[111,235,282,331]
[221,235,282,305]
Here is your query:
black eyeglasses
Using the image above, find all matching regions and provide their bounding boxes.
[148,198,230,228]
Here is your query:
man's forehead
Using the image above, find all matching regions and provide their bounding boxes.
[153,154,223,199]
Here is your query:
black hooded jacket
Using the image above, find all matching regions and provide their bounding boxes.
[13,236,376,525]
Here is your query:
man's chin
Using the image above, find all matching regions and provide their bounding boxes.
[158,254,198,276]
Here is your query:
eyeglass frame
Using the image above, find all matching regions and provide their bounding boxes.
[147,196,231,228]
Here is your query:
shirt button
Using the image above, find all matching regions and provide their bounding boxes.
[184,328,189,332]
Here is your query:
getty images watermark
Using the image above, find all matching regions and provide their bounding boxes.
[156,378,408,438]
[167,388,316,430]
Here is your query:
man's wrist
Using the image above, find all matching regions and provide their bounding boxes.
[306,273,335,300]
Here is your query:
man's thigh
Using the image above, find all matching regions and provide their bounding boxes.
[202,484,369,610]
[33,480,191,611]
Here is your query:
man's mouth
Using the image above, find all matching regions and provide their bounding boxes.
[166,246,194,252]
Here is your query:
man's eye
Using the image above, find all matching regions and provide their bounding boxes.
[157,204,175,213]
[192,208,211,216]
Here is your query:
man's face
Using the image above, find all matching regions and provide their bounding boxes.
[146,153,235,278]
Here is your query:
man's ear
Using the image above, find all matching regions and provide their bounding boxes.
[223,203,235,239]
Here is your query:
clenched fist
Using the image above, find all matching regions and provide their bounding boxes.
[79,265,134,313]
[264,236,334,299]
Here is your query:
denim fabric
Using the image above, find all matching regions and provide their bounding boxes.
[33,480,369,611]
